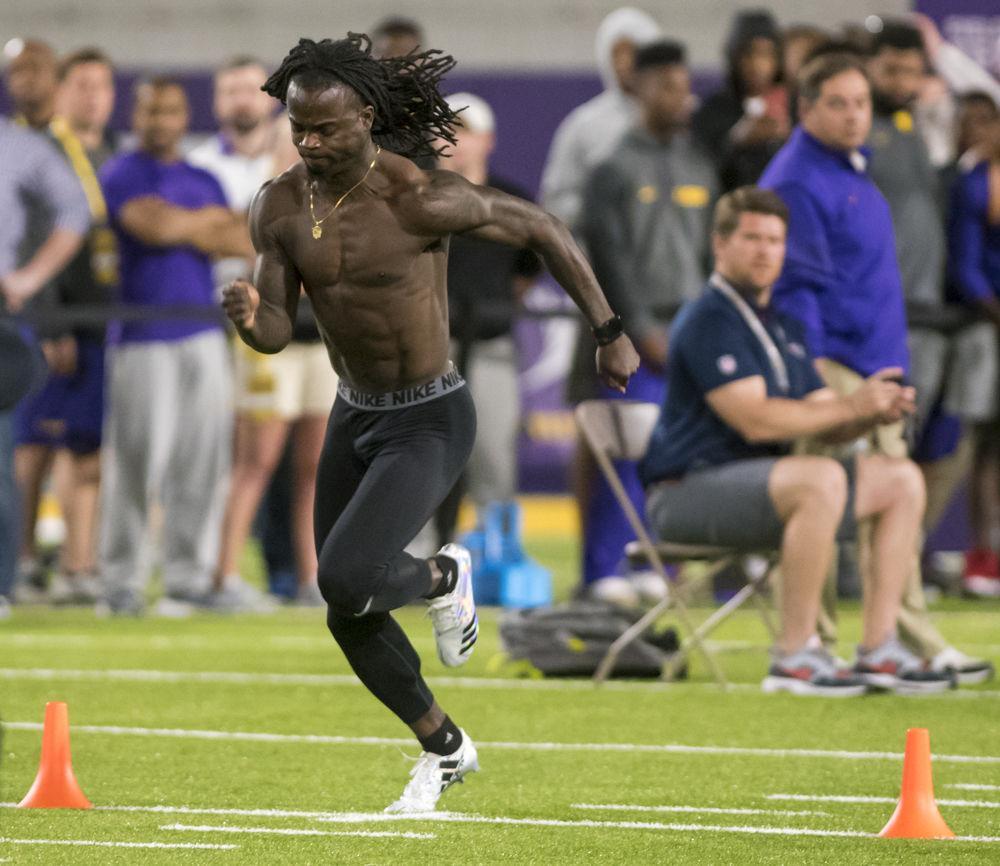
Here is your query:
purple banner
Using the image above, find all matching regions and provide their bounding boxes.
[917,0,1000,78]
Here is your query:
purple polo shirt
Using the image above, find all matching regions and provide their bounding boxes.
[100,150,227,343]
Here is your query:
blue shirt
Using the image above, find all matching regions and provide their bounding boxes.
[639,284,825,484]
[948,161,1000,304]
[759,127,909,377]
[100,151,227,343]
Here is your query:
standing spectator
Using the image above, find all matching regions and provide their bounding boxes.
[760,52,992,683]
[98,78,251,615]
[866,22,993,547]
[0,118,90,610]
[433,92,541,546]
[693,9,790,191]
[13,48,119,606]
[371,16,424,60]
[189,56,336,609]
[539,6,661,231]
[948,99,1000,598]
[4,39,59,131]
[575,40,718,602]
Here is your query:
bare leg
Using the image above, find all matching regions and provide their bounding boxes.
[768,456,847,654]
[290,416,324,588]
[214,415,289,588]
[61,450,101,574]
[14,444,54,562]
[854,454,926,649]
[919,431,973,534]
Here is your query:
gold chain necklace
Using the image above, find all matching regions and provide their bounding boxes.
[308,145,381,239]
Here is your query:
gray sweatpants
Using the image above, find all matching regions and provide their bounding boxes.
[464,335,519,505]
[100,330,232,603]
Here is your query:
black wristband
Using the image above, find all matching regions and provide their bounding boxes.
[592,315,624,346]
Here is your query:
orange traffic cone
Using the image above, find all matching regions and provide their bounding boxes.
[18,701,92,809]
[879,727,953,838]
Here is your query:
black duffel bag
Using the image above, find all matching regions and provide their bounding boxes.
[499,601,685,679]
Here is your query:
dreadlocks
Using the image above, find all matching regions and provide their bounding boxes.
[263,33,459,159]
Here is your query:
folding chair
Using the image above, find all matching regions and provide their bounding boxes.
[574,399,779,687]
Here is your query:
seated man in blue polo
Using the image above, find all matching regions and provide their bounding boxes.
[639,187,954,696]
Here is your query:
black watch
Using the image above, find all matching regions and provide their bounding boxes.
[592,315,624,346]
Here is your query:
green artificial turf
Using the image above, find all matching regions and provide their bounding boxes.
[0,538,997,865]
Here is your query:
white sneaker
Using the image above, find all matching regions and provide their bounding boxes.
[630,570,669,604]
[930,647,995,686]
[384,731,479,813]
[293,579,326,608]
[208,576,278,614]
[48,573,77,605]
[427,544,478,667]
[588,575,640,608]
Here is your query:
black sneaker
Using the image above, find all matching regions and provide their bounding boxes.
[854,637,957,694]
[762,646,868,697]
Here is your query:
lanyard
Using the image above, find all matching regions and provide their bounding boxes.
[709,272,790,394]
[47,116,108,223]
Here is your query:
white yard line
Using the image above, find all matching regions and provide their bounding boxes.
[3,804,997,843]
[0,837,237,850]
[767,794,1000,808]
[161,823,434,840]
[4,721,1000,764]
[3,664,998,698]
[949,784,1000,792]
[571,803,827,817]
[0,666,755,694]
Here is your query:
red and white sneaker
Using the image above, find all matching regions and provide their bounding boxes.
[854,636,956,694]
[762,645,868,697]
[962,549,1000,598]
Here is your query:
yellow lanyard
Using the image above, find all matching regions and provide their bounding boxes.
[47,116,108,223]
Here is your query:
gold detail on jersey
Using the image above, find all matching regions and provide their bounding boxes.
[892,110,914,133]
[672,184,710,208]
[637,184,659,204]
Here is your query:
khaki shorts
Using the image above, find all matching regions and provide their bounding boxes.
[233,340,338,420]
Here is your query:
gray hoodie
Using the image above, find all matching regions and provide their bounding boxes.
[539,7,661,229]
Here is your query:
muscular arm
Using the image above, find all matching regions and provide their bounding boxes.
[223,183,301,354]
[398,170,639,389]
[119,196,251,256]
[403,171,615,327]
[706,371,912,443]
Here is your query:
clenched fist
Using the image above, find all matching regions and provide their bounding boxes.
[596,335,641,393]
[222,279,260,330]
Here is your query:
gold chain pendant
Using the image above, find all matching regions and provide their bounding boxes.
[309,145,380,240]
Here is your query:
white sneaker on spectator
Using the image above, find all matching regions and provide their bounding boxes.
[72,572,102,605]
[208,576,278,614]
[0,595,11,621]
[588,575,640,608]
[384,731,479,813]
[629,570,669,604]
[929,647,995,686]
[48,573,76,605]
[294,579,326,608]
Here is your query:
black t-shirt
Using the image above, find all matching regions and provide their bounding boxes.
[447,175,541,344]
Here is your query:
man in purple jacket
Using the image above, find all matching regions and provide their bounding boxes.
[759,52,992,684]
[99,77,252,615]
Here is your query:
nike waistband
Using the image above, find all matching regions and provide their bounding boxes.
[337,364,466,411]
